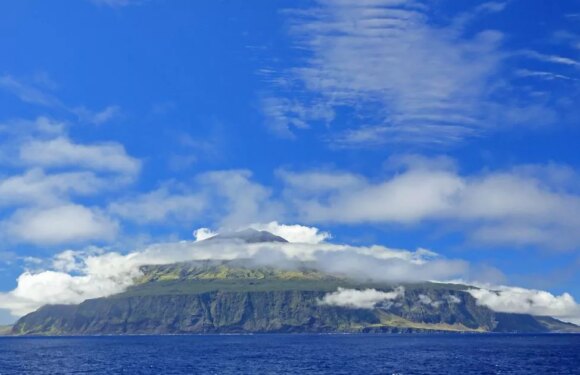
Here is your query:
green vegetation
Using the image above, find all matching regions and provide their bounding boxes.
[136,261,343,283]
[10,260,580,335]
[120,279,347,297]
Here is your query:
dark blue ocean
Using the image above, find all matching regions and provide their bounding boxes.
[0,334,579,374]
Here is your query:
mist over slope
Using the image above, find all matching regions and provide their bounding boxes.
[12,259,580,335]
[2,224,580,328]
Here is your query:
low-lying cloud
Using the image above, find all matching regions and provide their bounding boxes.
[247,222,331,244]
[0,231,466,318]
[194,222,331,244]
[468,285,580,325]
[0,227,579,326]
[320,287,405,309]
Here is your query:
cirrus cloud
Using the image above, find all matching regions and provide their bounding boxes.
[263,0,506,144]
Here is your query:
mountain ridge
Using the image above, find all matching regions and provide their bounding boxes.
[9,230,580,335]
[10,259,580,335]
[203,228,288,243]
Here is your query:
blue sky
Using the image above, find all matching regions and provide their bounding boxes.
[1,0,580,323]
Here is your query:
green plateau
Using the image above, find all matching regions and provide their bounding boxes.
[10,259,580,335]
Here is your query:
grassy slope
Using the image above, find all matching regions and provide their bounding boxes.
[126,261,468,297]
[111,262,580,333]
[93,262,490,333]
[11,261,580,335]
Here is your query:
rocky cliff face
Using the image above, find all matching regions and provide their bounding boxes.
[11,261,580,335]
[14,291,377,334]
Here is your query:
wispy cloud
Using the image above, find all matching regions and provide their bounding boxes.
[329,123,480,148]
[263,0,507,145]
[73,105,121,125]
[261,96,334,138]
[90,0,141,8]
[0,75,64,109]
[109,185,206,224]
[0,75,121,125]
[475,1,509,13]
[522,50,580,68]
[516,69,577,81]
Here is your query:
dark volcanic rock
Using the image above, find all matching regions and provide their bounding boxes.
[205,229,289,243]
[11,261,580,335]
[14,291,380,335]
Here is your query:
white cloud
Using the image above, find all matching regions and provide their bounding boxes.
[193,228,217,241]
[264,0,504,144]
[475,2,508,13]
[468,286,580,325]
[320,287,405,309]
[248,221,331,244]
[198,170,283,228]
[4,204,118,245]
[261,96,334,138]
[109,187,206,224]
[107,170,284,229]
[0,114,140,247]
[281,167,462,224]
[280,159,580,250]
[52,250,85,273]
[0,75,123,126]
[447,295,461,304]
[19,136,141,176]
[0,252,140,317]
[0,238,465,317]
[278,169,366,194]
[418,294,442,308]
[522,50,580,68]
[0,169,107,207]
[517,69,577,81]
[0,77,137,249]
[0,230,576,324]
[74,105,121,125]
[3,151,576,251]
[91,0,140,7]
[0,117,66,139]
[0,75,63,108]
[415,293,460,308]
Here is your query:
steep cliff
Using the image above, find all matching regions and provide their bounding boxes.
[12,260,580,335]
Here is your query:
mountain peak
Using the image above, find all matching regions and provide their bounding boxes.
[205,228,288,243]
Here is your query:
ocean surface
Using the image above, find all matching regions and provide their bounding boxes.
[0,334,579,374]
